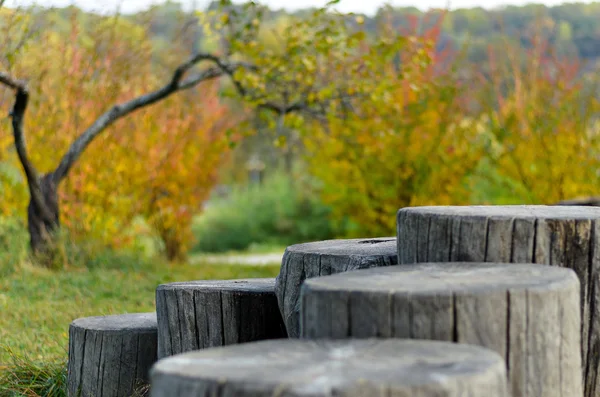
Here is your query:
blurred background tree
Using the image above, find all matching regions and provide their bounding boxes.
[2,0,600,261]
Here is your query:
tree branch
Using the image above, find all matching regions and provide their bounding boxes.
[214,57,331,118]
[0,71,25,90]
[0,72,55,222]
[11,89,36,181]
[215,56,361,122]
[52,53,248,183]
[256,88,363,119]
[258,101,309,115]
[178,67,223,90]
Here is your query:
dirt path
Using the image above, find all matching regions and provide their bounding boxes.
[191,252,284,266]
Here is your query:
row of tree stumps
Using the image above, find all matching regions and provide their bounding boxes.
[67,205,600,397]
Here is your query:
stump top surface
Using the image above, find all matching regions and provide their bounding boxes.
[71,312,157,332]
[152,338,504,391]
[285,238,397,256]
[304,262,579,294]
[157,278,275,293]
[400,205,600,219]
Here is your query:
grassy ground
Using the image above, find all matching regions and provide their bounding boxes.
[0,256,280,396]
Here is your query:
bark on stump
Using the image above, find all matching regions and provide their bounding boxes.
[275,238,397,337]
[155,278,286,359]
[150,338,508,397]
[397,205,600,397]
[301,262,582,397]
[67,312,158,397]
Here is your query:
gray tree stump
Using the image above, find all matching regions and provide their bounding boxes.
[275,238,397,337]
[67,312,158,397]
[397,205,600,397]
[301,262,582,397]
[150,338,508,397]
[156,278,286,359]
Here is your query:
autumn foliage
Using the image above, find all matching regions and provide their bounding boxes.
[302,11,600,237]
[3,2,600,256]
[303,13,482,236]
[0,9,235,260]
[479,30,600,204]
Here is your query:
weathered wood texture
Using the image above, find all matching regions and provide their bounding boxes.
[397,205,600,397]
[155,278,286,359]
[67,312,158,397]
[301,262,582,397]
[150,338,508,397]
[275,238,397,337]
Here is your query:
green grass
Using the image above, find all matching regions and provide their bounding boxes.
[0,349,67,397]
[0,256,280,396]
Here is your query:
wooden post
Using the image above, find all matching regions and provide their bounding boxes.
[150,339,508,397]
[155,278,286,359]
[67,313,158,397]
[275,238,397,337]
[300,262,582,397]
[397,205,600,397]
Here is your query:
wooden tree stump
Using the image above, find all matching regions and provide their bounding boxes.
[155,278,286,359]
[397,205,600,397]
[301,262,582,397]
[150,338,508,397]
[275,238,397,337]
[67,312,158,397]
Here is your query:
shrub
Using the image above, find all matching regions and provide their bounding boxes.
[192,173,346,253]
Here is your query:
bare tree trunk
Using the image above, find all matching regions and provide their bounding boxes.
[27,174,59,254]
